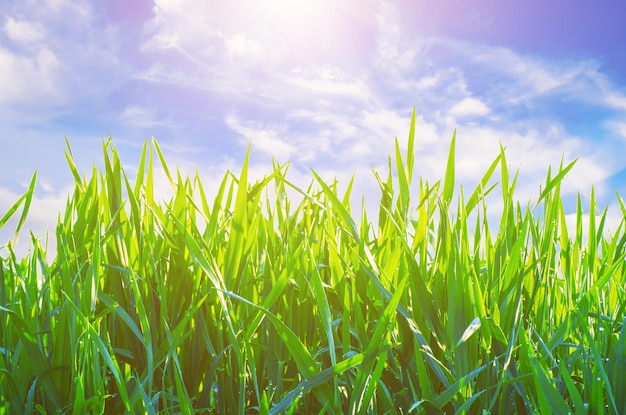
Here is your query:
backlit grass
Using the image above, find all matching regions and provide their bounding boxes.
[1,110,625,414]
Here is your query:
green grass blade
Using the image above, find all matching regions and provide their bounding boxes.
[406,107,416,182]
[0,171,36,242]
[12,171,36,243]
[442,130,456,205]
[311,169,359,243]
[269,351,366,414]
[533,158,577,210]
[0,305,63,410]
[395,137,411,221]
[615,316,626,414]
[151,137,176,191]
[0,191,28,231]
[350,275,409,414]
[465,152,501,214]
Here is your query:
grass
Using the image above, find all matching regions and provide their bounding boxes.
[1,109,625,414]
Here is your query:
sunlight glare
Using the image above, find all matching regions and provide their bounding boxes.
[240,0,337,63]
[266,0,317,16]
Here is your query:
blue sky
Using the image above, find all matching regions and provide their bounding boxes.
[2,0,626,254]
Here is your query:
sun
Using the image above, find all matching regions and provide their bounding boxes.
[261,0,322,24]
[241,0,331,50]
[223,0,368,67]
[266,0,317,14]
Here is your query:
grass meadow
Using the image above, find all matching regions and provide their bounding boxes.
[1,111,625,414]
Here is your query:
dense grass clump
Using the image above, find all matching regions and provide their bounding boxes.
[1,111,625,414]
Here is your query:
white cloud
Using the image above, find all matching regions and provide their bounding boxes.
[225,33,263,62]
[414,74,441,90]
[120,105,176,129]
[285,65,372,101]
[606,121,626,140]
[469,46,596,98]
[153,0,183,12]
[449,98,490,118]
[4,17,45,45]
[0,45,62,105]
[374,1,417,74]
[603,92,626,111]
[453,40,626,122]
[41,0,90,17]
[226,115,296,160]
[0,0,128,110]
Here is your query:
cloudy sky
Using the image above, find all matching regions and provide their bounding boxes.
[2,0,626,254]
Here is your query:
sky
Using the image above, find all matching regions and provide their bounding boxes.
[2,0,626,255]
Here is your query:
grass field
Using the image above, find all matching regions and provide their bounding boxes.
[1,111,625,414]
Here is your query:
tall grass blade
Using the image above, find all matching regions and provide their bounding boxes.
[0,171,37,243]
[442,130,456,205]
[311,169,359,242]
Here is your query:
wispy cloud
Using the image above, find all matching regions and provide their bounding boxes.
[0,0,129,117]
[225,115,296,161]
[285,66,372,101]
[606,121,626,140]
[119,105,176,129]
[449,98,490,119]
[4,16,45,45]
[0,17,62,107]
